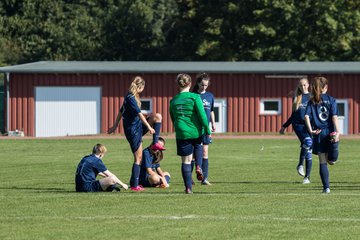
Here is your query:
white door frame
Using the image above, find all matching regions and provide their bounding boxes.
[213,99,227,133]
[336,99,348,135]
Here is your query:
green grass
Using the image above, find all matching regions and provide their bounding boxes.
[1,137,359,240]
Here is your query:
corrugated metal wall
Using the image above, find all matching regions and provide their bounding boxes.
[7,73,360,136]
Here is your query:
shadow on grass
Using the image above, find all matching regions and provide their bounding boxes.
[0,186,73,193]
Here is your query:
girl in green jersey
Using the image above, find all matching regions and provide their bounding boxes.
[169,73,211,194]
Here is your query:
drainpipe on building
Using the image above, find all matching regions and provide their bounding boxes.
[5,72,9,133]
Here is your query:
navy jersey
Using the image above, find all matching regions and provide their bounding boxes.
[199,92,214,123]
[283,93,310,128]
[75,154,107,188]
[305,94,337,131]
[120,92,142,132]
[140,148,160,175]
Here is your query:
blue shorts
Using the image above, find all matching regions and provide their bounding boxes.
[202,134,212,145]
[125,121,149,153]
[312,128,331,154]
[176,137,203,156]
[76,180,102,192]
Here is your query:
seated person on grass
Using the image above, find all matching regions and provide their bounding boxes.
[137,137,170,188]
[75,144,128,192]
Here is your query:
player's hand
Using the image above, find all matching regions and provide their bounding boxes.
[311,129,321,135]
[279,127,285,134]
[121,183,128,190]
[211,125,216,132]
[148,127,155,134]
[107,126,116,134]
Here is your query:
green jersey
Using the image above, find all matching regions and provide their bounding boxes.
[170,92,211,139]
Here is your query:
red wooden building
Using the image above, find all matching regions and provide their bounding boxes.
[0,61,359,137]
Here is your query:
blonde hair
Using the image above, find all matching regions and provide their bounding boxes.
[92,144,107,155]
[176,73,192,88]
[292,78,309,111]
[311,76,328,104]
[129,76,145,107]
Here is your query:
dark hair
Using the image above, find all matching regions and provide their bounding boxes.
[176,73,191,88]
[192,72,210,93]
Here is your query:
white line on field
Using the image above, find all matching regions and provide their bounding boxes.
[1,215,360,222]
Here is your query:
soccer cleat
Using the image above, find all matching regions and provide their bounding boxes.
[302,177,311,184]
[323,188,330,194]
[201,180,212,185]
[130,185,145,191]
[112,187,121,192]
[151,142,166,151]
[196,166,204,181]
[327,160,336,165]
[185,188,193,194]
[297,165,305,177]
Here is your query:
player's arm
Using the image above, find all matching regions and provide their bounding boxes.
[138,113,155,134]
[194,96,211,135]
[101,170,128,190]
[280,112,294,134]
[210,111,216,132]
[304,115,321,135]
[108,108,123,133]
[155,167,169,187]
[331,115,340,142]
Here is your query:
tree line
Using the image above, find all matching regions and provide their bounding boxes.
[0,0,359,65]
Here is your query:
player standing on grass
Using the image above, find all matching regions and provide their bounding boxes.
[139,137,171,188]
[304,77,340,194]
[280,78,312,184]
[170,73,211,194]
[191,72,216,185]
[75,144,128,192]
[108,76,166,191]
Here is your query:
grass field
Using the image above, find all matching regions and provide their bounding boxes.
[1,137,359,239]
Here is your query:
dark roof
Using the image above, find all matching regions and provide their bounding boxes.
[1,61,360,74]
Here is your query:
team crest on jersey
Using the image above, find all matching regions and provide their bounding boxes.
[202,99,211,109]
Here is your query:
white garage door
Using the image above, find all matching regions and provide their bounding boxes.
[35,87,101,137]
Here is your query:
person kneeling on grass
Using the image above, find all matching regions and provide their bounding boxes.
[138,137,170,188]
[75,144,128,192]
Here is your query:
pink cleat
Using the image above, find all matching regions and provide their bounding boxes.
[151,142,166,151]
[130,186,145,191]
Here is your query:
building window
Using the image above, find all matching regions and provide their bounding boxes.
[260,99,281,115]
[141,99,152,114]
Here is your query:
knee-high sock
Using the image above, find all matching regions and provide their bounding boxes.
[152,122,161,144]
[298,147,307,166]
[130,163,141,188]
[319,163,330,189]
[191,160,195,173]
[305,152,312,178]
[193,144,203,169]
[202,158,209,179]
[181,163,192,190]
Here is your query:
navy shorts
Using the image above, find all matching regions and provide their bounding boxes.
[125,121,149,153]
[176,137,203,156]
[312,128,331,154]
[76,180,102,192]
[202,134,212,145]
